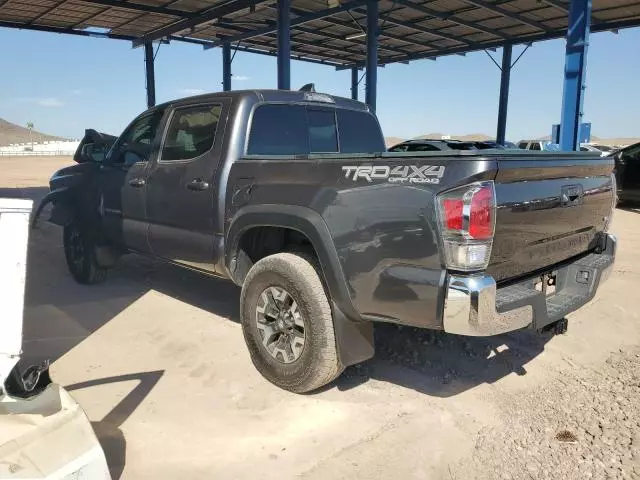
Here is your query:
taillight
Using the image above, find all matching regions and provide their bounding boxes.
[443,199,463,230]
[604,172,616,232]
[436,181,496,271]
[469,186,493,239]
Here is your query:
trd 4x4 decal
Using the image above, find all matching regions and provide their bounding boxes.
[341,165,445,184]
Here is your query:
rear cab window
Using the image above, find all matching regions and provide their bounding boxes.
[247,103,384,156]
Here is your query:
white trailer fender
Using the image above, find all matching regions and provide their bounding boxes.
[0,198,111,479]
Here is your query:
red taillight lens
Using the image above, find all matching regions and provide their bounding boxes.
[436,181,496,271]
[443,199,463,231]
[469,186,494,239]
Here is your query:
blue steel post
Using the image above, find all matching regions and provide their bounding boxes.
[559,0,592,151]
[277,0,291,90]
[496,44,512,145]
[222,43,232,91]
[365,0,378,112]
[144,42,156,108]
[351,67,358,100]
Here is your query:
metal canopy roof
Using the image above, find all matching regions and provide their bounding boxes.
[1,0,639,67]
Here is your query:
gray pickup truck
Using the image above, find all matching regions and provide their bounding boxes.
[34,89,617,393]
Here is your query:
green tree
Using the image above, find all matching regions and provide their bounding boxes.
[26,122,34,151]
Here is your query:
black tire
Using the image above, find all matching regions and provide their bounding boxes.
[240,252,344,393]
[63,221,108,285]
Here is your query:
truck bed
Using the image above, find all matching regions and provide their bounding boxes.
[230,149,614,328]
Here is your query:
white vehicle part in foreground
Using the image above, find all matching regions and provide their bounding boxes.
[0,198,111,480]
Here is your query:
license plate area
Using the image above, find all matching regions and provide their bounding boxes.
[534,272,557,297]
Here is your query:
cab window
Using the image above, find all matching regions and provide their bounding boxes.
[161,104,222,161]
[109,110,164,165]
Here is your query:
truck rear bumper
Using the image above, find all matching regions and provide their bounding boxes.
[443,234,616,336]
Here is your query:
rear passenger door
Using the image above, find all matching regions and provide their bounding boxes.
[145,100,230,271]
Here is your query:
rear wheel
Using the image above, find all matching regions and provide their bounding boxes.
[240,252,343,393]
[63,221,108,284]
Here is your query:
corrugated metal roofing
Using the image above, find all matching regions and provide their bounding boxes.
[1,0,639,67]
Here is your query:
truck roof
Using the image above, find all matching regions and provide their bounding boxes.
[154,89,371,113]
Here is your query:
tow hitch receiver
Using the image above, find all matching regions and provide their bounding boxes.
[538,317,568,335]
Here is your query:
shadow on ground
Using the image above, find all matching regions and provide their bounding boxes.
[65,370,164,480]
[4,186,552,399]
[333,323,553,397]
[617,205,640,215]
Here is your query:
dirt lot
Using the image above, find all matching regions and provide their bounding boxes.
[1,156,639,480]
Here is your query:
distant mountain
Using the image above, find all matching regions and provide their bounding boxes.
[384,136,405,147]
[0,118,68,146]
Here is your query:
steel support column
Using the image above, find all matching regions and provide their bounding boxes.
[223,43,232,91]
[144,42,156,108]
[277,0,291,90]
[496,44,512,145]
[559,0,592,151]
[351,67,359,100]
[365,0,378,112]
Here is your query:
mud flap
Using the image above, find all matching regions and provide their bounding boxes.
[332,301,375,367]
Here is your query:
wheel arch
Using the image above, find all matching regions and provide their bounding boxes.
[226,204,374,367]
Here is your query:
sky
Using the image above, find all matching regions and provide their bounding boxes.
[0,25,638,142]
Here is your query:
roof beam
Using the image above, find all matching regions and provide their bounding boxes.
[132,0,267,47]
[167,34,345,65]
[458,0,551,31]
[352,7,471,45]
[213,19,415,56]
[76,0,195,18]
[280,5,445,53]
[0,19,137,40]
[292,24,415,56]
[102,0,188,32]
[393,0,510,39]
[540,0,569,12]
[203,0,372,49]
[28,1,71,25]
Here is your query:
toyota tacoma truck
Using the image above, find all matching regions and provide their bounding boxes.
[33,89,617,393]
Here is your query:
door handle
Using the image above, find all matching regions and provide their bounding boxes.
[187,179,210,191]
[128,178,146,188]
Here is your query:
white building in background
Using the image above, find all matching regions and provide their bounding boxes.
[0,140,80,156]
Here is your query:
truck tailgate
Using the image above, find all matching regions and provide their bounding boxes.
[487,155,614,283]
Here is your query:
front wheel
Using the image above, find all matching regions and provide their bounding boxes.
[63,221,108,285]
[240,252,344,393]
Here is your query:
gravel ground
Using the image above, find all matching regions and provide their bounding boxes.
[458,347,640,480]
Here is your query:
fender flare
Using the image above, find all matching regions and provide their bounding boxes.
[226,204,374,367]
[31,187,76,229]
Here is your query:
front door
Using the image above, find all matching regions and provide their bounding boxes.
[99,109,165,252]
[145,100,229,271]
